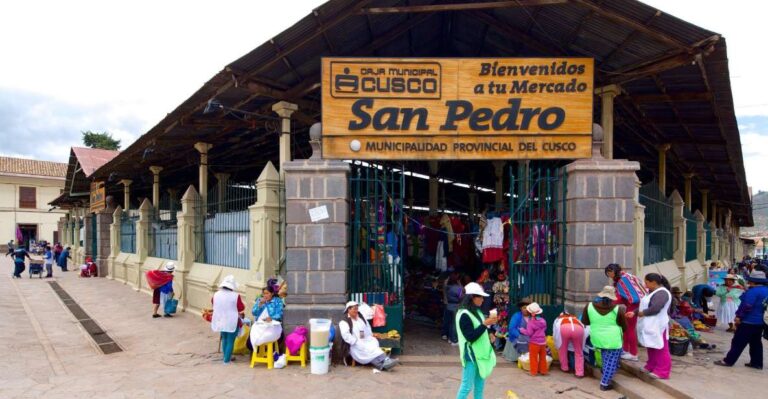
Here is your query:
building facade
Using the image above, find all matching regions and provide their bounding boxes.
[0,156,67,250]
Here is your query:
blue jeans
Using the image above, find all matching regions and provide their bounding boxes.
[442,308,458,343]
[221,330,238,364]
[456,360,485,399]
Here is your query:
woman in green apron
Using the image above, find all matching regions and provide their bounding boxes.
[455,282,498,399]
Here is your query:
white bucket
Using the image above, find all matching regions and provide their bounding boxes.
[309,318,332,348]
[310,345,331,375]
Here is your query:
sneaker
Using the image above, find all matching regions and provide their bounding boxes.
[621,353,639,361]
[382,358,399,371]
[450,341,459,346]
[441,335,448,341]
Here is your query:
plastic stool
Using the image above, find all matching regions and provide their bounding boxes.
[285,342,307,368]
[250,341,276,369]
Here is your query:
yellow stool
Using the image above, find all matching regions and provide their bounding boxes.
[285,342,308,368]
[250,341,276,369]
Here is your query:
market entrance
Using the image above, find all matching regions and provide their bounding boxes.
[347,160,567,355]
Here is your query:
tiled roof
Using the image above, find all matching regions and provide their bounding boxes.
[71,147,120,177]
[0,156,67,178]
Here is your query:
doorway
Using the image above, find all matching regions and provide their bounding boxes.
[17,224,38,250]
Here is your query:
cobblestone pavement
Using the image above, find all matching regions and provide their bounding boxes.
[0,257,624,398]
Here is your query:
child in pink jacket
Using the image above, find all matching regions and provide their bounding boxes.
[519,302,548,376]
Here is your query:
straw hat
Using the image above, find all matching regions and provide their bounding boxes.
[597,286,618,301]
[724,274,739,281]
[526,302,543,315]
[163,262,176,272]
[218,275,237,290]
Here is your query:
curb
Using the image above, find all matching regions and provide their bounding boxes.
[618,362,693,399]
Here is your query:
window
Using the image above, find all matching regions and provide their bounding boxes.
[19,186,36,208]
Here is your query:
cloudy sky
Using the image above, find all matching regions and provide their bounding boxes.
[1,0,766,192]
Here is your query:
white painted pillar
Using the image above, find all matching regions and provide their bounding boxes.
[701,189,709,220]
[149,166,163,210]
[272,101,298,177]
[658,144,671,196]
[120,179,132,211]
[214,172,230,213]
[683,173,693,211]
[194,142,213,208]
[597,84,621,160]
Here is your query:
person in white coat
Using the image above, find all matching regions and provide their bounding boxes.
[637,273,673,380]
[211,275,245,364]
[339,301,398,371]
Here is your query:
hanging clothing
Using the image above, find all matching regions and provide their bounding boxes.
[440,214,454,253]
[435,240,447,272]
[481,217,504,263]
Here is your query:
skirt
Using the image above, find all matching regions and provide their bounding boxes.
[716,299,738,325]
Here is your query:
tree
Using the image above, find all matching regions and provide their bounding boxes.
[82,130,121,150]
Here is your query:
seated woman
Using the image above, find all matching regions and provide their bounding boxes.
[249,285,284,348]
[339,301,398,371]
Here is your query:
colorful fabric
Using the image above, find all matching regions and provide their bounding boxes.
[615,273,647,305]
[600,348,623,387]
[146,270,173,290]
[251,297,284,321]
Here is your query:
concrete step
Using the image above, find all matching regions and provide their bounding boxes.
[619,360,694,399]
[587,365,676,399]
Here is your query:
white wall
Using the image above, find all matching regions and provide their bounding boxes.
[0,174,67,245]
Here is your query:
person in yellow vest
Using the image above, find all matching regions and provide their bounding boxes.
[581,286,628,392]
[455,282,498,399]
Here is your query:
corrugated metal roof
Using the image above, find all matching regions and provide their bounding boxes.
[0,156,67,178]
[71,147,120,177]
[88,0,753,225]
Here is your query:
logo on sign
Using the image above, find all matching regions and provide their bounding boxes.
[330,62,441,99]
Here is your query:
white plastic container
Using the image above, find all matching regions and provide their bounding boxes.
[309,318,332,348]
[310,345,331,375]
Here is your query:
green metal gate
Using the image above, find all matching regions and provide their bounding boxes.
[90,214,98,259]
[508,162,567,333]
[348,163,405,338]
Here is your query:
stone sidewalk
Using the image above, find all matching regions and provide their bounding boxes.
[1,257,625,399]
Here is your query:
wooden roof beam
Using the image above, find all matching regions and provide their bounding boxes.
[469,10,563,55]
[631,92,712,104]
[359,0,566,14]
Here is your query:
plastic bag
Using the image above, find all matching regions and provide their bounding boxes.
[233,325,251,355]
[274,354,287,369]
[250,322,282,347]
[373,304,387,328]
[545,336,558,362]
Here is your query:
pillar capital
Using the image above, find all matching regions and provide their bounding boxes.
[271,101,298,118]
[120,179,132,187]
[699,188,709,194]
[595,84,622,97]
[149,166,164,175]
[683,172,695,180]
[194,142,212,154]
[657,143,672,153]
[214,172,231,182]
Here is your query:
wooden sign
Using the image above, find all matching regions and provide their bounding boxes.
[89,181,106,213]
[321,57,594,160]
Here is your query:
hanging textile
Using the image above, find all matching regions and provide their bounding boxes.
[482,217,504,263]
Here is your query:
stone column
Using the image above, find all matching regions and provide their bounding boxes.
[108,206,122,279]
[214,172,230,213]
[670,190,687,290]
[700,189,709,220]
[272,101,298,177]
[245,162,281,304]
[428,161,439,214]
[493,161,506,209]
[657,144,671,196]
[120,179,132,210]
[175,185,200,311]
[282,158,350,333]
[683,173,693,211]
[597,84,621,160]
[84,212,95,259]
[633,185,646,275]
[194,142,212,207]
[72,208,81,260]
[149,166,163,210]
[711,203,719,260]
[95,206,113,277]
[563,125,640,313]
[696,210,706,264]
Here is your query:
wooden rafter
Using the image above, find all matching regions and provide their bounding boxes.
[313,9,337,55]
[601,11,662,68]
[631,92,712,104]
[359,0,566,14]
[469,10,562,55]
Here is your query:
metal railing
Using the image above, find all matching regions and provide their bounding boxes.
[684,208,697,262]
[194,181,256,268]
[639,181,673,265]
[120,212,138,254]
[149,194,179,260]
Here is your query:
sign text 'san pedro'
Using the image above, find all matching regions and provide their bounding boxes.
[321,57,594,160]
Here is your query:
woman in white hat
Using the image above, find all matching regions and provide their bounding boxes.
[581,286,628,391]
[455,282,498,399]
[715,274,744,332]
[338,301,398,370]
[152,262,175,318]
[211,275,245,364]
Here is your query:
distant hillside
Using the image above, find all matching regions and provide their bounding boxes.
[743,191,768,234]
